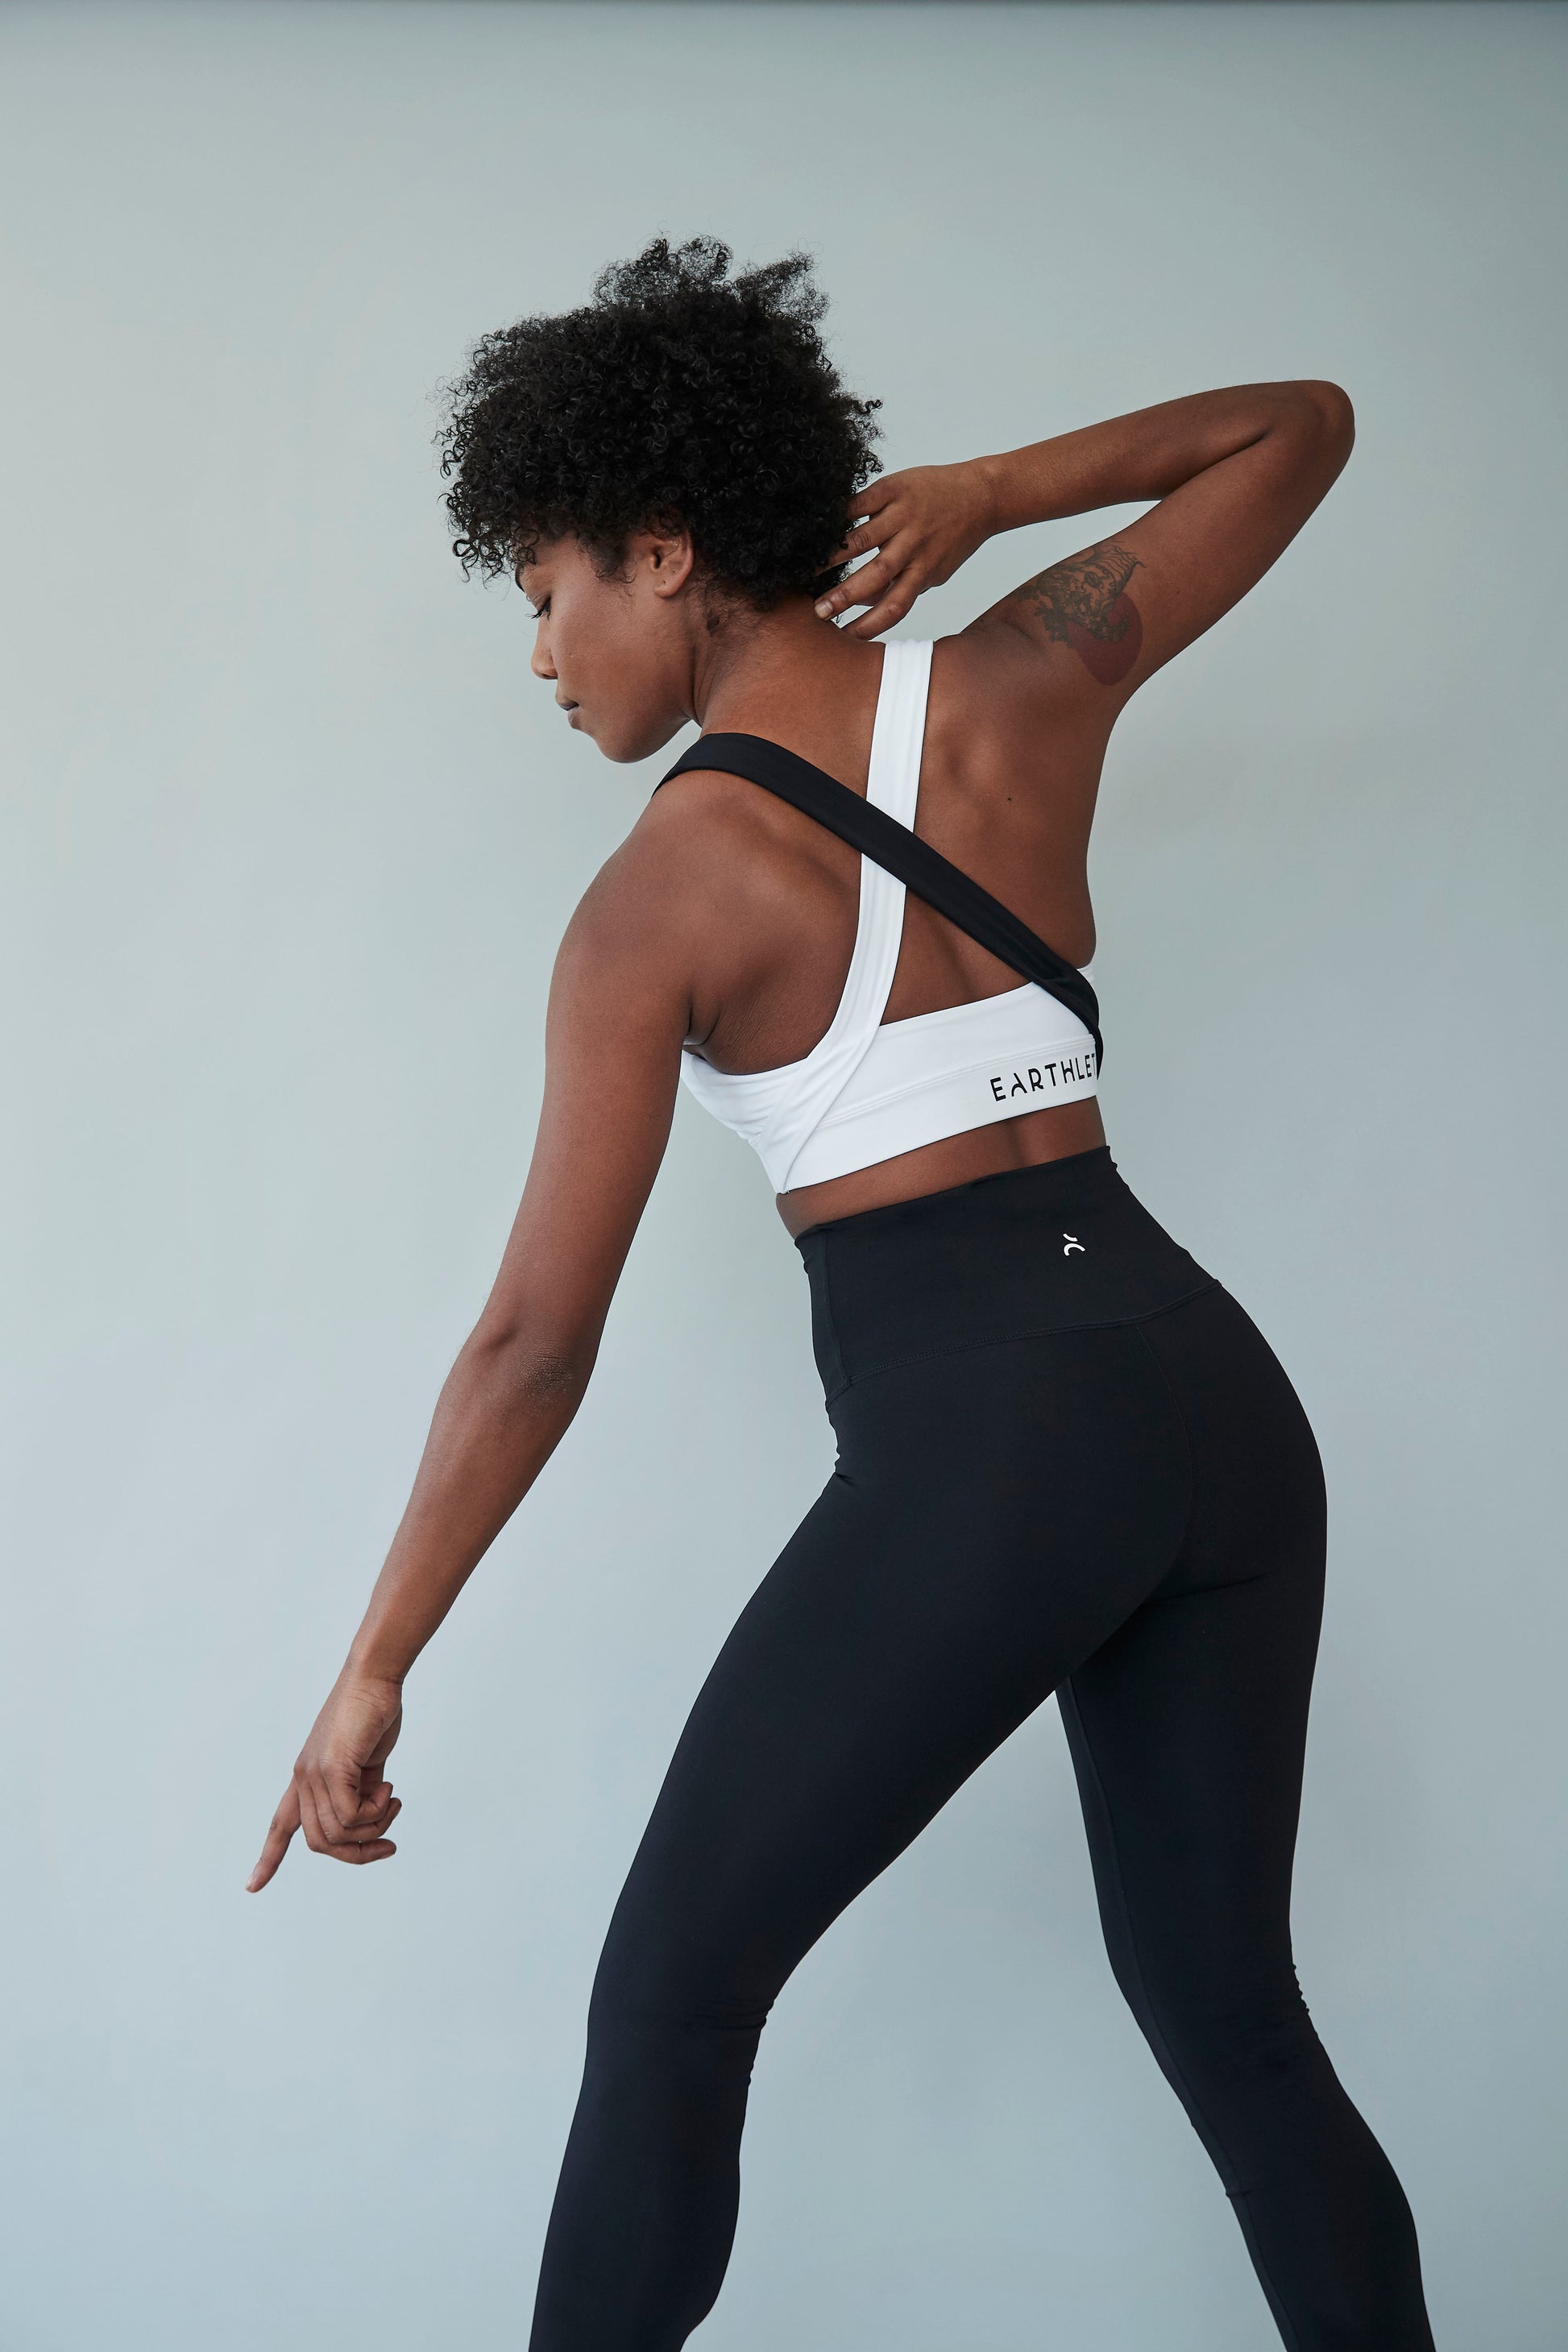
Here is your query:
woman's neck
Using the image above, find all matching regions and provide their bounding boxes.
[691,595,883,739]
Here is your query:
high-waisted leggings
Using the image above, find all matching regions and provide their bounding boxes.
[529,1148,1435,2350]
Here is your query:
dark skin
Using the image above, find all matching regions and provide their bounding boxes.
[249,380,1354,1888]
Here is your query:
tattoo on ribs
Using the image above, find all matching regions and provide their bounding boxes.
[1025,539,1143,685]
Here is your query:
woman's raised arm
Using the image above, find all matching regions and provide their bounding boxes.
[247,840,693,1889]
[815,381,1354,697]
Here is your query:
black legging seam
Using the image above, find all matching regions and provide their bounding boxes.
[822,1277,1222,1400]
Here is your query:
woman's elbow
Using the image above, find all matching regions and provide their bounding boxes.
[463,1320,598,1413]
[1292,379,1356,455]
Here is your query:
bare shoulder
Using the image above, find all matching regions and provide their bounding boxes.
[998,540,1146,687]
[935,610,1104,695]
[620,758,858,925]
[554,762,856,1048]
[546,786,713,1030]
[948,545,1146,728]
[925,621,1114,793]
[561,770,765,949]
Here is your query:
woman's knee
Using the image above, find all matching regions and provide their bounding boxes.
[1126,1959,1330,2125]
[591,1845,778,2039]
[581,1910,771,2122]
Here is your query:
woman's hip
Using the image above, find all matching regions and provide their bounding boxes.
[794,1145,1217,1402]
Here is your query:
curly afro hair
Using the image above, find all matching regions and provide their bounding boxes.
[437,236,881,610]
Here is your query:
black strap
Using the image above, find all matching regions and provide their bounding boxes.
[657,732,1103,1072]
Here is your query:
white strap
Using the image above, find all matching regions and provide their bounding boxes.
[865,638,931,827]
[678,641,935,1194]
[768,641,931,1186]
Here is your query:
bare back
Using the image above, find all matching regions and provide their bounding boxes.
[651,624,1111,1233]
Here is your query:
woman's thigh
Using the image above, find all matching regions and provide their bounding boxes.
[1060,1286,1329,2043]
[593,1321,1194,2024]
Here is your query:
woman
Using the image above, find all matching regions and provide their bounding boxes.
[250,238,1435,2350]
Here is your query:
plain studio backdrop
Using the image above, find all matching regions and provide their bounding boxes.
[2,3,1563,2346]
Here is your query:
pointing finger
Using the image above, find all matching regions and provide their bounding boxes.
[247,1785,301,1892]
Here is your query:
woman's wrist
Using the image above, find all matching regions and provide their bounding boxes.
[969,442,1074,537]
[966,450,1014,541]
[342,1640,410,1690]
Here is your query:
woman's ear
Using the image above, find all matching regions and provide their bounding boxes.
[640,529,697,600]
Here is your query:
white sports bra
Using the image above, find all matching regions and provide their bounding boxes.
[670,639,1100,1196]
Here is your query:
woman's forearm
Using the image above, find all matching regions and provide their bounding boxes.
[246,1323,593,1890]
[343,1329,593,1685]
[973,382,1344,534]
[821,380,1350,638]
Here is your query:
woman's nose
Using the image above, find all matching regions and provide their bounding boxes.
[530,623,556,681]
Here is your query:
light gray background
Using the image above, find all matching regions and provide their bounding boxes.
[2,3,1563,2346]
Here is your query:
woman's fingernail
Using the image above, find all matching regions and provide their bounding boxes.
[815,599,833,619]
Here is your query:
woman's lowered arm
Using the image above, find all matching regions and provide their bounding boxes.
[247,847,691,1889]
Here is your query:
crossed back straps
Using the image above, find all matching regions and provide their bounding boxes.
[657,732,1103,1072]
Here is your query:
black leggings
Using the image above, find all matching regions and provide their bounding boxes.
[530,1150,1434,2350]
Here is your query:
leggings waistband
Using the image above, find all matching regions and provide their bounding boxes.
[794,1147,1215,1399]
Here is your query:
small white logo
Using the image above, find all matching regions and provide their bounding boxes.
[1062,1232,1085,1256]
